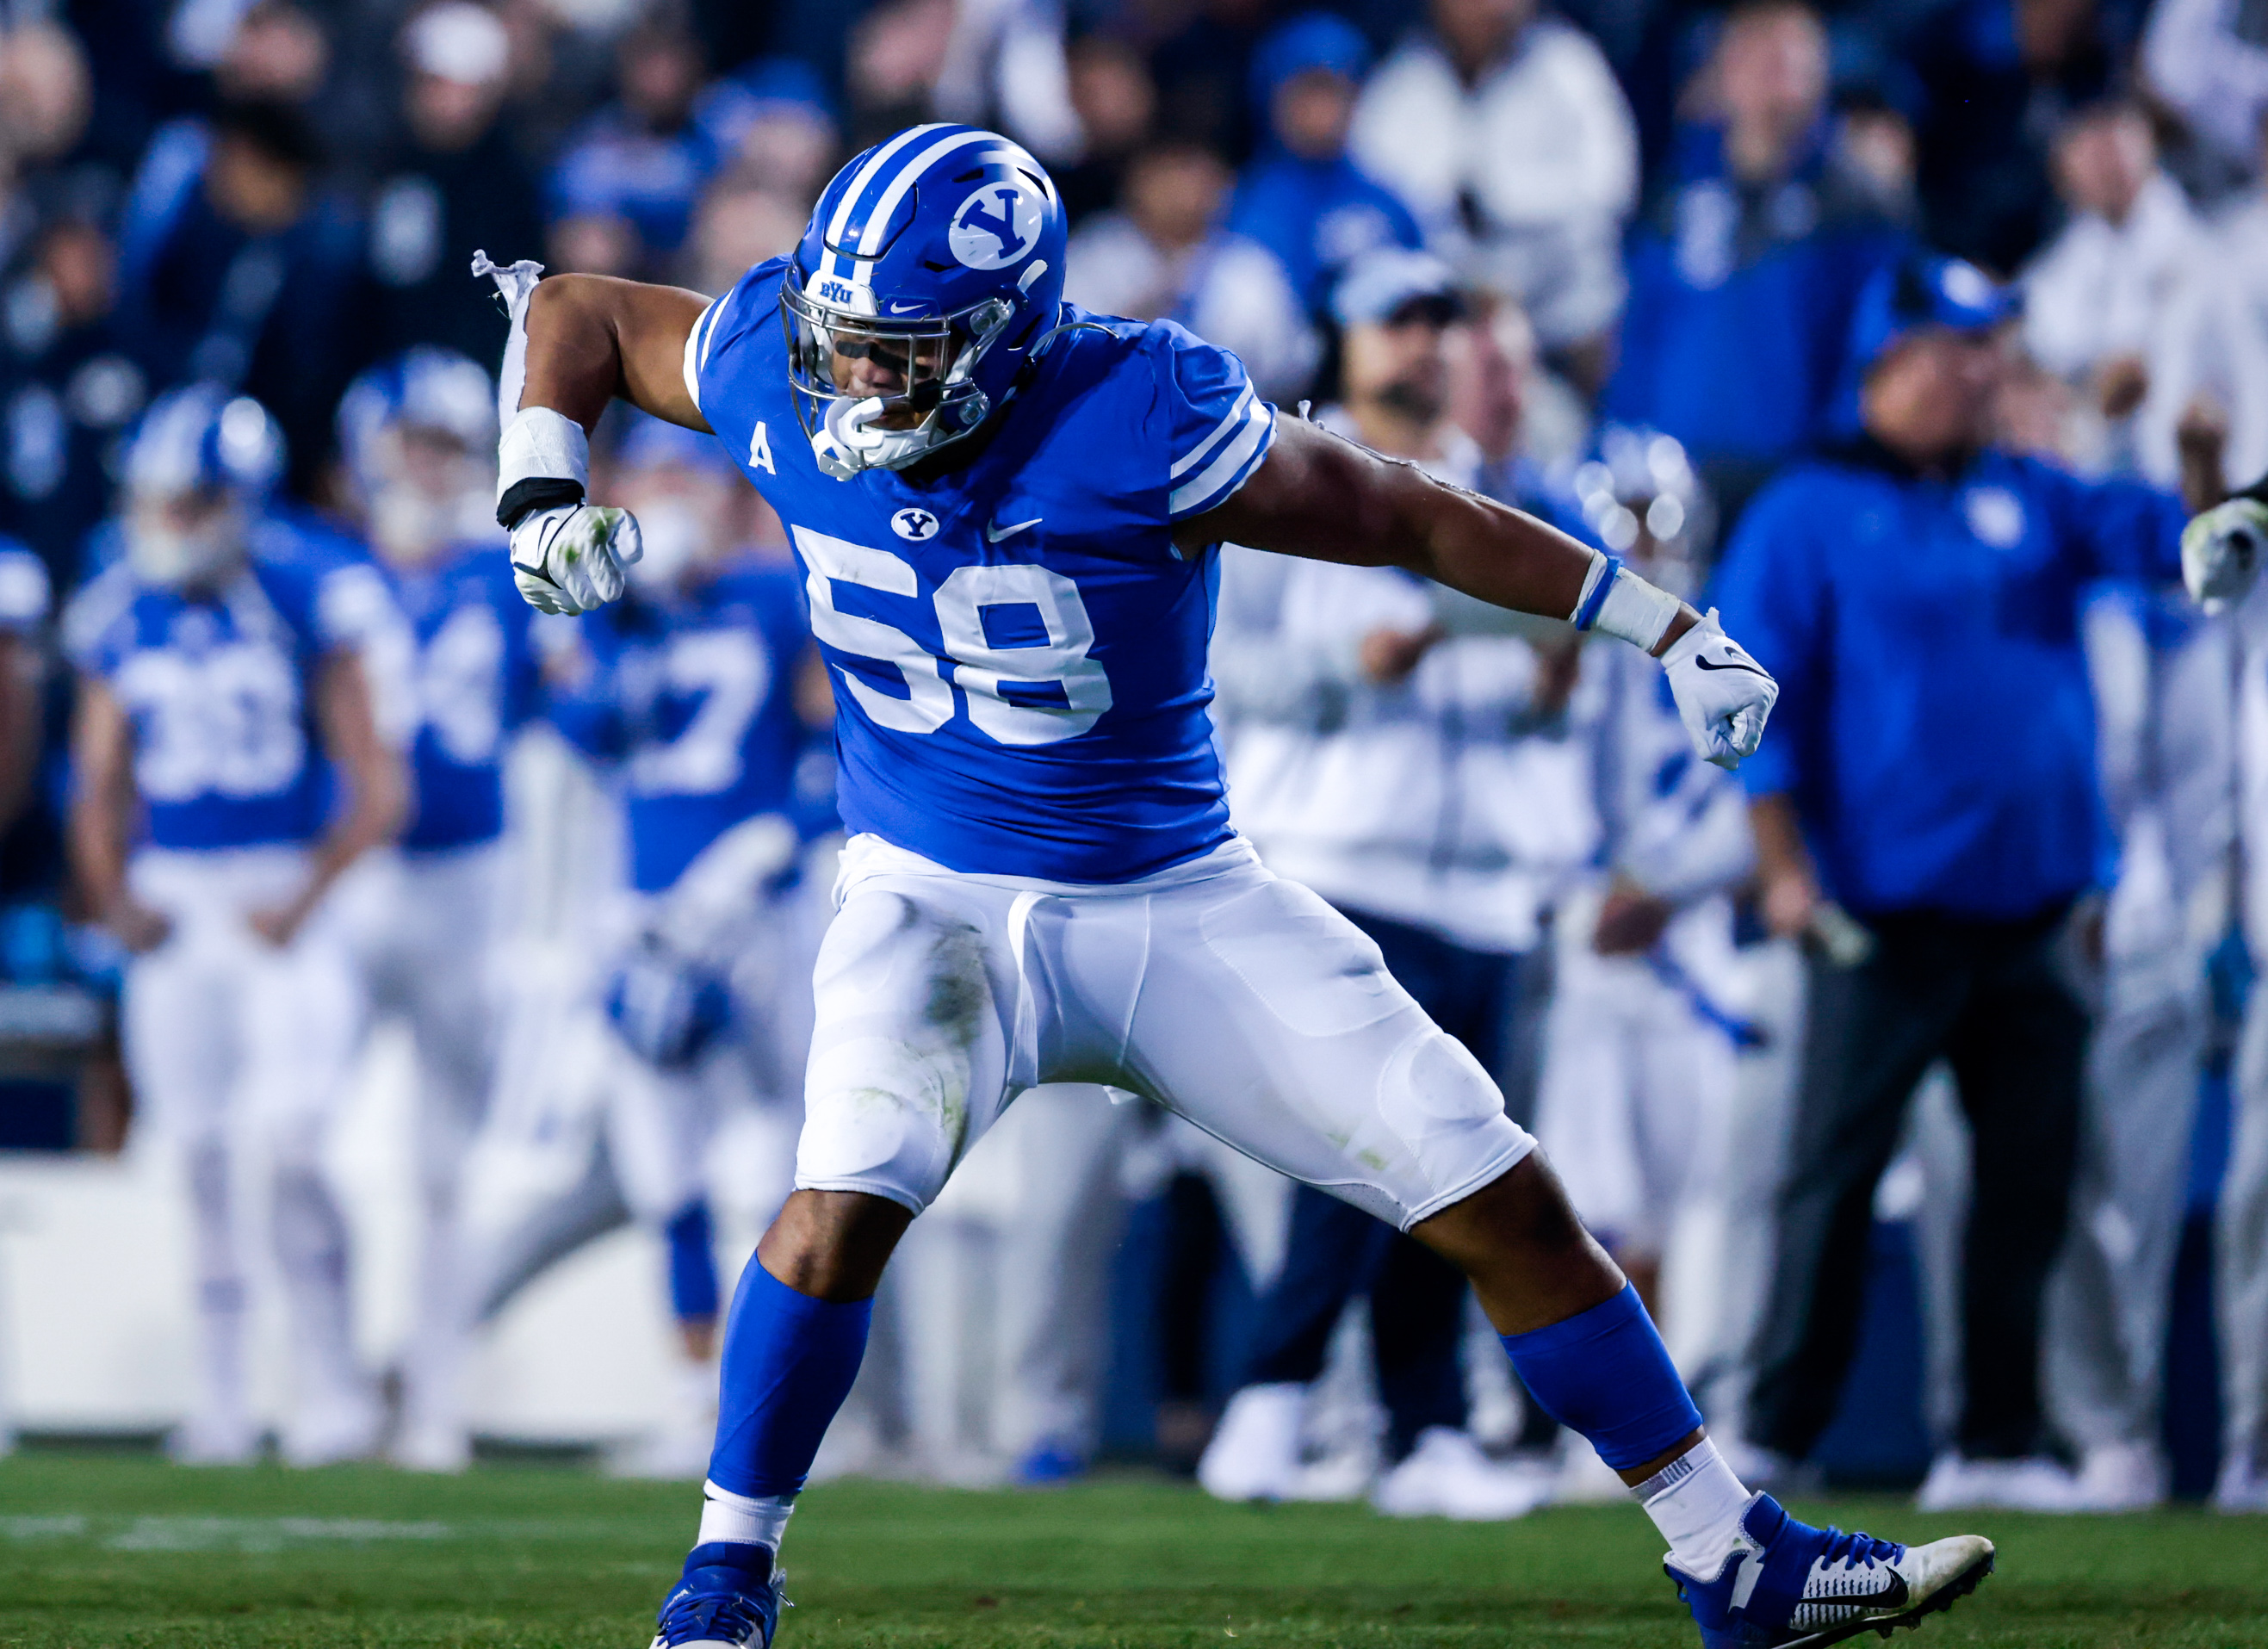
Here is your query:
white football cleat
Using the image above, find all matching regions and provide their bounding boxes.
[1198,1383,1305,1502]
[2214,1453,2268,1513]
[2070,1441,2167,1511]
[1916,1451,2082,1512]
[281,1386,384,1468]
[1370,1428,1554,1522]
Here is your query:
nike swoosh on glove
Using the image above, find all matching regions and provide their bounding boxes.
[1660,608,1778,771]
[511,504,642,615]
[2182,498,2268,613]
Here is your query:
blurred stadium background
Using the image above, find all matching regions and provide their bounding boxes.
[0,0,2262,1533]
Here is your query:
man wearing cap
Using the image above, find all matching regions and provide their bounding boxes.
[1715,251,2209,1510]
[1227,13,1426,318]
[369,2,544,365]
[1199,249,1594,1519]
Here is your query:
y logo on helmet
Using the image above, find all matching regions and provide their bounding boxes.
[891,507,940,542]
[948,182,1044,270]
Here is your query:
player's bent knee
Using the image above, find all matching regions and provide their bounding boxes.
[756,1187,912,1303]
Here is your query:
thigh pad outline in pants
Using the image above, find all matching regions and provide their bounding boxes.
[1125,870,1534,1232]
[795,883,1014,1214]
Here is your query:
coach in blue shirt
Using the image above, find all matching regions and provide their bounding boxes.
[1713,251,2197,1502]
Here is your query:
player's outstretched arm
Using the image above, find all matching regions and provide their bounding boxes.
[518,275,712,435]
[247,651,408,948]
[499,273,711,615]
[66,675,170,953]
[1187,415,1779,769]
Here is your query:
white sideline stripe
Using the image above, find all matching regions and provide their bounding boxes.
[1168,383,1256,480]
[826,125,942,276]
[1169,400,1274,518]
[850,128,995,283]
[681,299,718,412]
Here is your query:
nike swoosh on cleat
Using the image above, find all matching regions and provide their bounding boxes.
[985,517,1043,542]
[1694,654,1771,678]
[1782,1548,1993,1649]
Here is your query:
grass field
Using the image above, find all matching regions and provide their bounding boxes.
[1,1451,2264,1648]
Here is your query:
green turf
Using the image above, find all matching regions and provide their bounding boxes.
[0,1452,2262,1647]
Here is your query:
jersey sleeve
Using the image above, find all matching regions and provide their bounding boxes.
[683,258,787,478]
[0,543,52,635]
[60,567,136,679]
[1149,320,1279,524]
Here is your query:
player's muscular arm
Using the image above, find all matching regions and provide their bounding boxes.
[1191,417,1780,770]
[247,651,407,948]
[67,676,170,953]
[1184,415,1701,656]
[518,275,712,434]
[501,276,710,615]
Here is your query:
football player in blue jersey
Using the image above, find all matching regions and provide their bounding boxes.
[331,346,543,1472]
[488,412,827,1477]
[64,386,408,1466]
[476,124,1987,1649]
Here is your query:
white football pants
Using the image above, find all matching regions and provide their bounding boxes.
[2223,976,2268,1485]
[1531,893,1738,1369]
[330,843,506,1441]
[123,846,365,1446]
[796,834,1532,1230]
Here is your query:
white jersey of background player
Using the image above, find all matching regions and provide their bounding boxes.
[473,414,831,1477]
[64,386,407,1465]
[329,346,543,1471]
[1527,430,1757,1435]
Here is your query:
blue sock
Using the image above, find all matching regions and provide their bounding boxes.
[1499,1284,1703,1472]
[708,1260,873,1497]
[666,1200,721,1324]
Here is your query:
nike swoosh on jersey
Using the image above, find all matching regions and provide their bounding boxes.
[985,517,1043,542]
[1694,654,1771,678]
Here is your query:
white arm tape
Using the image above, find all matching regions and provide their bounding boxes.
[1571,549,1682,654]
[471,251,546,423]
[497,406,590,508]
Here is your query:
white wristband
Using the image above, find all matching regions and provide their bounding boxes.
[1591,563,1682,654]
[497,406,589,507]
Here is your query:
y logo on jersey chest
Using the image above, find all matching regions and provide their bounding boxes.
[891,507,940,542]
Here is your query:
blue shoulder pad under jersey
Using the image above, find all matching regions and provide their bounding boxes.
[547,561,811,893]
[63,554,344,851]
[380,542,540,852]
[0,538,52,634]
[682,263,1275,883]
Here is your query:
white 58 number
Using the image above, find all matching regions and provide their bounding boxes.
[794,527,1112,747]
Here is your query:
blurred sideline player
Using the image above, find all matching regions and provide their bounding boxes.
[486,125,1992,1649]
[1202,250,1572,1521]
[329,347,542,1471]
[1528,428,1757,1497]
[2178,469,2268,1512]
[469,416,829,1477]
[64,387,407,1464]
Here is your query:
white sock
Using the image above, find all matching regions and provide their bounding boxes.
[698,1480,796,1553]
[1637,1439,1754,1580]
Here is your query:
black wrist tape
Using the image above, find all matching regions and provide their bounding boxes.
[498,476,586,530]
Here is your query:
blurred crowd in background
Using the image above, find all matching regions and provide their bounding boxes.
[2,0,2267,1523]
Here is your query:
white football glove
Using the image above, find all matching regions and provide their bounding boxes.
[2181,497,2268,614]
[509,503,642,616]
[1660,608,1778,772]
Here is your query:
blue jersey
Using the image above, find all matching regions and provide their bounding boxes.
[1713,443,2186,919]
[381,543,541,852]
[549,564,812,893]
[64,555,350,852]
[685,262,1276,883]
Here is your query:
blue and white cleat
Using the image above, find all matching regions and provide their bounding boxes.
[1667,1493,1993,1647]
[648,1542,788,1648]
